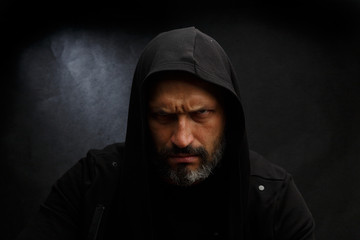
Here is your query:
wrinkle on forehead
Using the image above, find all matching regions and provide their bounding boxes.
[148,79,219,114]
[151,94,216,112]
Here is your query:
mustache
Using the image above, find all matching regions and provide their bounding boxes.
[158,144,209,160]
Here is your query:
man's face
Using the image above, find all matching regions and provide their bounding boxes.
[147,72,226,186]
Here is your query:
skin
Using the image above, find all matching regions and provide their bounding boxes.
[148,72,226,173]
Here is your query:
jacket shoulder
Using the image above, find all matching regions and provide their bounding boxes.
[249,150,289,181]
[86,142,125,168]
[87,142,125,159]
[248,151,315,239]
[79,142,125,197]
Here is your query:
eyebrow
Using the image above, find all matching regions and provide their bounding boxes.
[149,104,215,113]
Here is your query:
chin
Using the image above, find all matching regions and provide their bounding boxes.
[171,162,200,171]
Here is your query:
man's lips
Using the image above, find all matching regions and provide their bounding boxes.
[167,154,199,163]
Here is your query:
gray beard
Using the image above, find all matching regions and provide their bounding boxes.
[153,136,226,186]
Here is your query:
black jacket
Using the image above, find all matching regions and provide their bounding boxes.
[16,143,315,240]
[16,27,315,240]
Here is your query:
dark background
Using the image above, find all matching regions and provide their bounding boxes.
[2,1,360,239]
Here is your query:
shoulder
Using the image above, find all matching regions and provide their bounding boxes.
[83,142,126,171]
[248,150,292,207]
[57,142,125,185]
[86,142,125,166]
[74,143,125,204]
[248,151,316,239]
[87,142,125,160]
[249,150,289,181]
[67,142,125,184]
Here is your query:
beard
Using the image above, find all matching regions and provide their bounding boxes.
[152,136,226,186]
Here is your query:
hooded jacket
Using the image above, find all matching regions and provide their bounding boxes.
[16,27,315,240]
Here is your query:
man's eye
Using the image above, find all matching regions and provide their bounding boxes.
[152,112,175,122]
[153,112,169,117]
[150,110,168,116]
[191,109,213,120]
[157,111,168,116]
[196,109,209,114]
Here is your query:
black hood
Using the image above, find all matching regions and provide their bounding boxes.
[122,26,250,240]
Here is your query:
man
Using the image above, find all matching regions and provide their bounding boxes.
[16,27,315,240]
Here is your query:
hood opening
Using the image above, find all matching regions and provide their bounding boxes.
[122,27,250,239]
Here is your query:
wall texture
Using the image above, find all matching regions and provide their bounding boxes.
[2,3,360,239]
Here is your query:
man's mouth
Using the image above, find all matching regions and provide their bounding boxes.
[168,154,199,163]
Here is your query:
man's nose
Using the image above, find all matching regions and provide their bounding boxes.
[170,116,194,148]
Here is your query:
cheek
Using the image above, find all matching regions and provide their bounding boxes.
[148,121,171,147]
[196,127,220,146]
[196,117,225,150]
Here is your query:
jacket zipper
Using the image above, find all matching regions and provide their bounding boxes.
[88,204,105,240]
